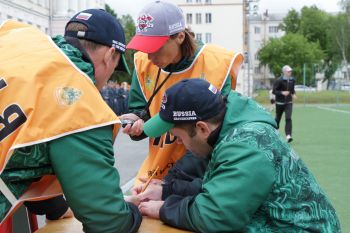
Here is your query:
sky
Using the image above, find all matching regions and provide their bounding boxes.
[105,0,341,20]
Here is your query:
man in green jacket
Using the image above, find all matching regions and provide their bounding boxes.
[0,9,141,233]
[138,78,341,232]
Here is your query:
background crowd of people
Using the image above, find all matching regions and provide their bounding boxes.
[100,80,130,115]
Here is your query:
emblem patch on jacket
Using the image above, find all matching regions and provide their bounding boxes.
[55,87,82,106]
[145,76,154,91]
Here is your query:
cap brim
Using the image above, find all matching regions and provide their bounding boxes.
[127,35,170,53]
[115,54,131,75]
[143,113,174,138]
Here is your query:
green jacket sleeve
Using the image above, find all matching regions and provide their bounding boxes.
[48,126,141,233]
[128,69,147,114]
[160,141,275,233]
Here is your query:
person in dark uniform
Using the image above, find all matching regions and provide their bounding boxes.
[272,65,296,143]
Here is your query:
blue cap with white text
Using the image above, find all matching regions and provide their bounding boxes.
[64,9,129,73]
[143,78,225,137]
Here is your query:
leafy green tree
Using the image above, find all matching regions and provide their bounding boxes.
[299,6,330,54]
[278,7,339,85]
[327,13,350,80]
[279,9,300,34]
[105,4,117,17]
[105,4,136,84]
[258,33,324,85]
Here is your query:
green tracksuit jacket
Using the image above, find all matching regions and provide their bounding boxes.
[160,91,341,232]
[0,36,141,233]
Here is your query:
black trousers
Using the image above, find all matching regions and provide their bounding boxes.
[275,103,293,136]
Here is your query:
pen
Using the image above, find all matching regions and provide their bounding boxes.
[141,166,159,193]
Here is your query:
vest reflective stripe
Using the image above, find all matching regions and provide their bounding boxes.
[0,20,120,221]
[134,44,243,181]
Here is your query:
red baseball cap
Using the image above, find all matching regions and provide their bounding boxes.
[127,35,170,54]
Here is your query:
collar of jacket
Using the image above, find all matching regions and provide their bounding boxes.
[64,36,94,69]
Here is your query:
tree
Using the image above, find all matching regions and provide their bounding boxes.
[105,4,117,17]
[105,4,136,84]
[279,7,338,85]
[279,9,300,34]
[327,13,350,80]
[258,33,324,85]
[299,6,330,54]
[112,14,136,84]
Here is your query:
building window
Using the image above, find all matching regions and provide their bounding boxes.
[205,13,212,23]
[196,13,202,24]
[196,33,202,42]
[196,0,202,3]
[186,0,192,3]
[269,26,278,33]
[186,13,193,24]
[7,15,13,19]
[205,33,212,43]
[254,26,260,34]
[205,0,212,3]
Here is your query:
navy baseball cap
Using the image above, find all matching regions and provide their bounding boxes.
[65,9,130,74]
[143,78,226,137]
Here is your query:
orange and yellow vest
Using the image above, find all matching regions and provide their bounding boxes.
[134,44,243,181]
[0,20,120,222]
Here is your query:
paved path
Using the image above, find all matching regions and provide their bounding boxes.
[113,132,148,186]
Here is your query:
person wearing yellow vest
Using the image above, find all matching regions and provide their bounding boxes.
[0,9,141,233]
[120,0,243,192]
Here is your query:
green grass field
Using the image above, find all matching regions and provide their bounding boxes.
[254,90,350,105]
[274,105,350,231]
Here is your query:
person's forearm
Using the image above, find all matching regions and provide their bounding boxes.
[49,127,141,233]
[162,178,202,199]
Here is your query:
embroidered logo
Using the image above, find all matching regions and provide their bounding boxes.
[208,84,218,94]
[55,87,82,106]
[172,111,197,121]
[76,12,92,21]
[162,93,167,104]
[137,14,154,32]
[161,93,167,110]
[145,75,154,91]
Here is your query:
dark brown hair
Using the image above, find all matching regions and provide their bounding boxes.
[65,22,104,52]
[170,28,197,58]
[176,107,226,138]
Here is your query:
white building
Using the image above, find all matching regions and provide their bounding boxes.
[248,11,285,89]
[173,0,245,94]
[0,0,105,36]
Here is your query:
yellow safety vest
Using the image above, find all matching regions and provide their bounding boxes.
[0,20,120,222]
[134,44,243,181]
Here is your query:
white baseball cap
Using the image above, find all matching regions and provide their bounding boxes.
[282,65,293,72]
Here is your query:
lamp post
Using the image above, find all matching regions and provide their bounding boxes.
[243,0,259,97]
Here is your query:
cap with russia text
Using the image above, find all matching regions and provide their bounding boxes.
[127,1,185,53]
[64,9,130,74]
[143,78,226,138]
